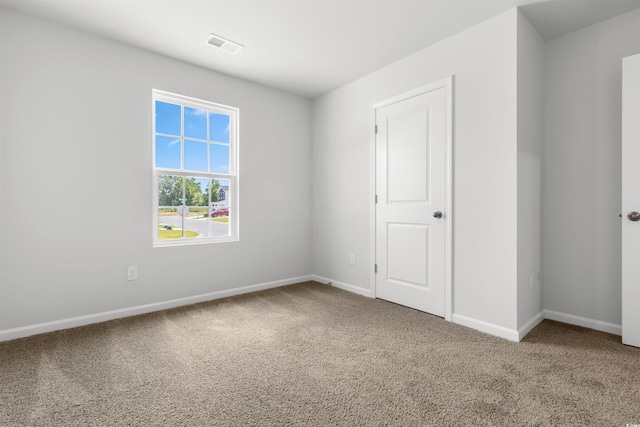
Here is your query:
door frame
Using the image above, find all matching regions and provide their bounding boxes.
[369,76,454,321]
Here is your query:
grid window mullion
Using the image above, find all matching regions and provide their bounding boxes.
[181,105,185,170]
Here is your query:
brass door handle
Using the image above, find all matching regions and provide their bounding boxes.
[628,212,640,222]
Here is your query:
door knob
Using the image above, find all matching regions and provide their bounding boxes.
[628,212,640,222]
[433,211,443,219]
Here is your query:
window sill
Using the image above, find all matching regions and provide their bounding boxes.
[153,236,238,248]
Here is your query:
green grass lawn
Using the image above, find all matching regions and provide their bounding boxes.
[211,217,229,223]
[158,227,198,239]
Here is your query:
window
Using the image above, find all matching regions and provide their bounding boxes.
[152,89,238,246]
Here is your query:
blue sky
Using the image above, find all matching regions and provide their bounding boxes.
[155,100,230,173]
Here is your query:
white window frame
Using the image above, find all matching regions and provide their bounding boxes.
[152,89,239,247]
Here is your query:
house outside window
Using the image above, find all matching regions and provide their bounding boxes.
[217,186,226,202]
[152,89,238,246]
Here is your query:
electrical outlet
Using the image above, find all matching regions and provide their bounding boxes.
[128,266,138,281]
[350,253,356,265]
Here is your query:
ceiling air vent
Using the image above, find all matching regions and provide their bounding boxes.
[205,33,244,54]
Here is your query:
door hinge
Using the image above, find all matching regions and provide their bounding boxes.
[375,194,378,204]
[375,125,378,135]
[374,264,378,273]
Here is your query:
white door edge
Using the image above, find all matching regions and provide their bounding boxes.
[369,76,454,321]
[622,54,640,348]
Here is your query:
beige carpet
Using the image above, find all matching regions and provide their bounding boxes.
[1,281,639,426]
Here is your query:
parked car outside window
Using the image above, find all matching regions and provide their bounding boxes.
[211,207,229,217]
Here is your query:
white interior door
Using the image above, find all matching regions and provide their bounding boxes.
[375,85,448,317]
[622,53,640,348]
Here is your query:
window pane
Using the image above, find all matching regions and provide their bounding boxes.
[185,207,209,238]
[155,136,181,169]
[158,175,183,207]
[209,178,230,237]
[155,101,181,135]
[158,209,182,240]
[183,215,201,239]
[210,178,230,204]
[211,179,231,206]
[210,179,231,237]
[184,140,207,172]
[210,112,230,143]
[210,144,230,174]
[209,206,230,237]
[185,177,208,207]
[184,107,207,140]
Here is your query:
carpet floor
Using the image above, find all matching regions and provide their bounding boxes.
[1,281,639,426]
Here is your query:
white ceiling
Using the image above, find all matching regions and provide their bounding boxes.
[1,0,639,98]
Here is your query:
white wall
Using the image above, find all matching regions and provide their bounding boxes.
[516,11,545,331]
[543,9,640,329]
[312,9,521,333]
[0,8,312,332]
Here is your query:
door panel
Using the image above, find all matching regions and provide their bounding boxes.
[375,86,446,316]
[622,53,640,348]
[387,109,430,202]
[387,223,429,288]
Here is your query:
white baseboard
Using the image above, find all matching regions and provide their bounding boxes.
[310,275,373,298]
[451,311,544,342]
[518,311,545,340]
[543,309,622,336]
[313,276,526,342]
[0,275,314,342]
[4,275,621,344]
[452,314,520,342]
[451,309,619,342]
